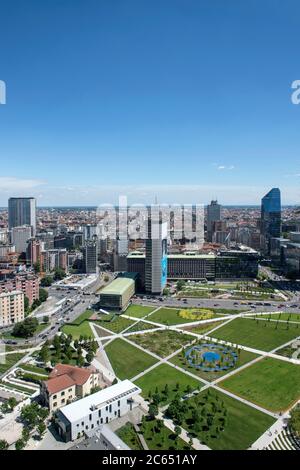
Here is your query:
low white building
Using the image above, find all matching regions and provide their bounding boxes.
[55,380,141,442]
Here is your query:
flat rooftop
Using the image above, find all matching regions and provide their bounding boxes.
[100,277,135,296]
[59,380,141,423]
[127,252,216,259]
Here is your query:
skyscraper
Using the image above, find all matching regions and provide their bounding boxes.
[207,200,221,242]
[261,188,281,252]
[83,240,98,274]
[8,197,36,235]
[145,208,168,294]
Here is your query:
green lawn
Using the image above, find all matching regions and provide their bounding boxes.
[71,310,94,325]
[170,343,258,382]
[250,312,300,323]
[125,321,158,334]
[210,317,300,351]
[183,320,227,336]
[129,330,194,358]
[105,339,158,379]
[0,352,27,375]
[141,419,190,450]
[135,363,203,404]
[124,305,156,319]
[61,321,94,340]
[180,389,275,450]
[19,364,49,376]
[116,423,143,450]
[94,316,135,333]
[219,357,300,412]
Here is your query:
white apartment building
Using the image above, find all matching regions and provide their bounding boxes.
[55,380,141,442]
[0,290,25,327]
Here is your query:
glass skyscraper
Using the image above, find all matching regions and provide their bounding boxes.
[261,188,281,252]
[8,197,36,235]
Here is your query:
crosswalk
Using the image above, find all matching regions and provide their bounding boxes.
[266,427,300,450]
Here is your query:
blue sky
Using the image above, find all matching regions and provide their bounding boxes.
[0,0,300,206]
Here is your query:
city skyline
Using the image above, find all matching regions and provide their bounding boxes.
[1,1,300,205]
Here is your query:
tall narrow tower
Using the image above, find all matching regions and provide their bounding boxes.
[145,207,168,294]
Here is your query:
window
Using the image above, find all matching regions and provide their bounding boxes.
[109,404,112,413]
[61,391,65,396]
[53,395,57,399]
[61,399,65,404]
[81,422,84,426]
[85,425,88,430]
[118,400,120,407]
[53,402,57,408]
[98,410,101,417]
[89,414,92,421]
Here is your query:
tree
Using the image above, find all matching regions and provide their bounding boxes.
[174,425,181,439]
[0,439,9,450]
[76,353,84,367]
[22,427,30,443]
[86,351,94,364]
[40,276,53,287]
[33,261,41,274]
[24,296,30,316]
[289,403,300,438]
[37,421,46,439]
[43,315,49,324]
[176,280,185,291]
[54,268,66,281]
[15,439,26,450]
[148,403,158,420]
[39,288,49,303]
[12,317,39,338]
[7,397,17,411]
[39,344,50,364]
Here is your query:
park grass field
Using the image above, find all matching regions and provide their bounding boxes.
[94,316,135,333]
[0,352,27,375]
[250,312,300,323]
[124,321,158,334]
[219,357,300,412]
[71,309,94,325]
[170,344,258,382]
[182,320,227,336]
[141,419,190,450]
[210,317,300,351]
[61,321,94,340]
[182,388,275,450]
[105,338,158,379]
[124,304,156,319]
[135,363,203,404]
[148,307,223,326]
[116,423,143,450]
[129,330,193,358]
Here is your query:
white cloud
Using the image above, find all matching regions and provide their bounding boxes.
[0,176,46,190]
[217,165,235,171]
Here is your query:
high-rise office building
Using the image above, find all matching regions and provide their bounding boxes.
[261,188,281,253]
[207,200,221,242]
[11,225,32,254]
[145,209,168,294]
[83,240,98,274]
[8,197,36,235]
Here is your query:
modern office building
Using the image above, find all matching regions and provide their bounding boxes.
[145,210,168,294]
[127,249,258,285]
[8,197,36,235]
[99,277,135,310]
[207,200,221,242]
[11,225,32,254]
[55,380,141,442]
[83,240,98,274]
[261,188,281,253]
[0,290,24,327]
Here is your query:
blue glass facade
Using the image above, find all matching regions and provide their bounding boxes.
[261,188,281,251]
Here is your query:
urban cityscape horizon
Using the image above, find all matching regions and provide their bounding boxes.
[1,0,300,460]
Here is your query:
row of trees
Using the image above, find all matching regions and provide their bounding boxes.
[38,334,98,367]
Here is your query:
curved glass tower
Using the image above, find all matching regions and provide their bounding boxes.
[261,188,281,253]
